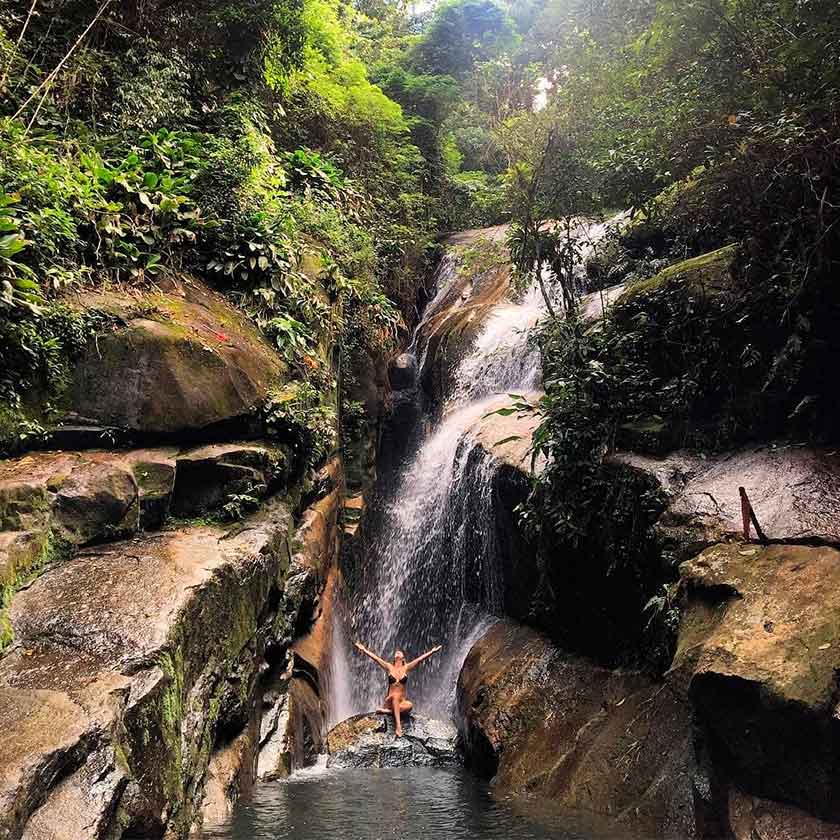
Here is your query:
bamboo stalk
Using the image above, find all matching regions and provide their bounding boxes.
[0,0,39,93]
[12,0,112,122]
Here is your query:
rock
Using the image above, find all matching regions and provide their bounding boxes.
[614,243,740,313]
[59,277,288,438]
[388,353,417,391]
[674,542,840,821]
[51,460,138,545]
[291,458,344,577]
[727,789,840,840]
[123,449,178,530]
[415,241,512,404]
[457,620,695,839]
[0,497,302,839]
[466,392,543,473]
[579,283,627,322]
[615,444,840,557]
[171,441,289,518]
[0,449,178,548]
[201,715,259,826]
[379,388,422,476]
[256,681,293,780]
[326,714,459,769]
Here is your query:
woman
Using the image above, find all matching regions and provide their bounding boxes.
[354,641,443,737]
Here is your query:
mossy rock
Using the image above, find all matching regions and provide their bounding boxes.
[57,276,290,437]
[0,497,300,837]
[615,244,739,310]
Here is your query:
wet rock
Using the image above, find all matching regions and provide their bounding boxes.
[0,497,301,839]
[201,716,259,826]
[388,353,417,391]
[579,283,627,322]
[674,542,840,821]
[326,714,459,769]
[466,392,544,473]
[457,620,695,839]
[727,789,840,840]
[416,240,512,404]
[171,441,289,517]
[256,682,293,780]
[292,457,343,577]
[60,278,288,437]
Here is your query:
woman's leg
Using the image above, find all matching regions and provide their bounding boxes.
[399,700,413,713]
[392,694,403,736]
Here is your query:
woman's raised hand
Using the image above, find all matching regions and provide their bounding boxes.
[354,641,366,652]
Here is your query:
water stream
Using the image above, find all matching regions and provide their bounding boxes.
[336,240,546,718]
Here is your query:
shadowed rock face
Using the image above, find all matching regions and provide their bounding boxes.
[675,542,840,822]
[326,714,459,769]
[457,620,696,840]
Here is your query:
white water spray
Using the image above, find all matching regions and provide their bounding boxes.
[330,218,617,722]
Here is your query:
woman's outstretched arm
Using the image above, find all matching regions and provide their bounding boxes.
[406,645,443,671]
[354,641,390,671]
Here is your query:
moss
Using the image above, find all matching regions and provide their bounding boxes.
[156,647,187,803]
[0,612,12,650]
[618,243,739,303]
[0,530,72,653]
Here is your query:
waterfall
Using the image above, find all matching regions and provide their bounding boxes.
[329,219,616,722]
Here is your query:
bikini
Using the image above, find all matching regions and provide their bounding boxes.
[388,673,408,685]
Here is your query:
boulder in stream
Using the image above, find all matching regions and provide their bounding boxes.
[326,714,459,769]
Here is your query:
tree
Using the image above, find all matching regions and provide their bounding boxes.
[500,104,599,320]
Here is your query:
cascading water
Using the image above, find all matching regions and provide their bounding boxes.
[331,218,617,721]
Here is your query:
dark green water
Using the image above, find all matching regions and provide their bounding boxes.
[200,766,643,840]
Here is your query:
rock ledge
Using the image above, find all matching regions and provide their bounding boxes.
[326,714,459,769]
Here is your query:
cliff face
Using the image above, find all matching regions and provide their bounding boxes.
[0,274,346,838]
[419,234,840,838]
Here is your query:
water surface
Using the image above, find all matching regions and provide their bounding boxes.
[201,766,641,840]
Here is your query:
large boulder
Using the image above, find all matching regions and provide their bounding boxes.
[615,445,840,557]
[0,497,305,839]
[326,714,459,769]
[57,277,288,439]
[171,441,289,517]
[457,620,695,839]
[613,243,739,313]
[674,542,840,822]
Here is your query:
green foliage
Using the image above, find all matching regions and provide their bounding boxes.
[447,170,507,228]
[409,0,517,80]
[220,488,265,521]
[263,382,338,469]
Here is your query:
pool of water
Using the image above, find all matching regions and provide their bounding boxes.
[200,766,642,840]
